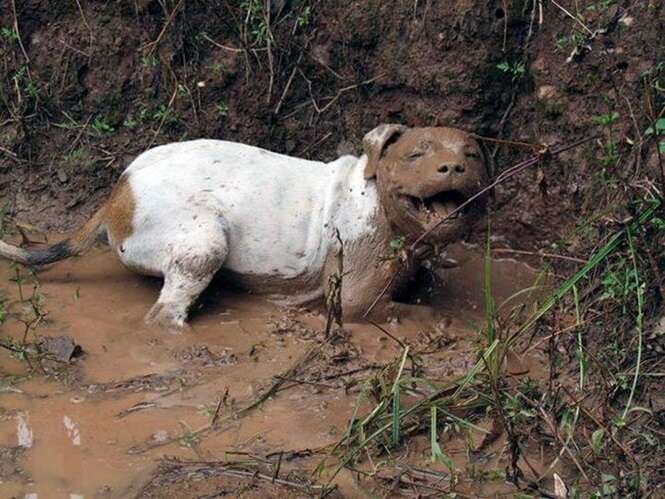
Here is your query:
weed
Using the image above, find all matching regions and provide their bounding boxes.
[122,117,139,129]
[12,66,40,102]
[152,104,179,126]
[207,61,226,74]
[388,235,406,258]
[124,103,180,130]
[591,111,619,126]
[645,117,665,154]
[496,60,526,81]
[379,235,407,263]
[0,27,18,42]
[0,265,49,371]
[430,405,456,475]
[140,55,159,68]
[91,115,114,134]
[585,0,616,12]
[179,429,200,448]
[599,258,638,304]
[592,111,620,168]
[215,101,229,116]
[641,62,665,94]
[555,32,586,52]
[240,0,271,45]
[296,6,313,28]
[63,148,92,169]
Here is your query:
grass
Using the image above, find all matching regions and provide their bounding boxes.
[0,218,51,371]
[314,196,663,496]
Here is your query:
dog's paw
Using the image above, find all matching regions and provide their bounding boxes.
[144,303,190,333]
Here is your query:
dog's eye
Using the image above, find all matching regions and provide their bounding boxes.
[406,151,425,161]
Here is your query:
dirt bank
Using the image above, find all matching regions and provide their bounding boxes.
[1,0,664,496]
[0,0,661,251]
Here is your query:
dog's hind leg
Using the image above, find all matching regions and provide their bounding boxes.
[144,227,228,330]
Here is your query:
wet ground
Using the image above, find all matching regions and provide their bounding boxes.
[0,241,548,498]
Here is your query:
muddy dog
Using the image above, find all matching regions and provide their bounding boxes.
[0,125,488,329]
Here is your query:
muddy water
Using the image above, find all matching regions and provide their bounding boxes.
[0,241,546,498]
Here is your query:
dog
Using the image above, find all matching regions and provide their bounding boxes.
[0,125,488,329]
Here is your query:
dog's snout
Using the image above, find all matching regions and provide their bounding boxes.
[438,163,465,174]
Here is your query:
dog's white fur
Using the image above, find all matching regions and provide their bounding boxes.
[122,139,378,294]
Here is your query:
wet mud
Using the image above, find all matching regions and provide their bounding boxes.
[0,242,548,497]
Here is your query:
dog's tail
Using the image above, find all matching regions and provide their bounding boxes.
[0,207,106,266]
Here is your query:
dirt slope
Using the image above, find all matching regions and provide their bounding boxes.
[1,0,662,250]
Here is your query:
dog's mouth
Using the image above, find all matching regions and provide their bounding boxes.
[401,190,470,223]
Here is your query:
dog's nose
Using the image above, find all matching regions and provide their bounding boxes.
[438,163,465,174]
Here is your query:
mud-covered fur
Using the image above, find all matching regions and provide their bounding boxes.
[0,125,488,329]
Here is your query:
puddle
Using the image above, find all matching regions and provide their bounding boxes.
[0,241,547,497]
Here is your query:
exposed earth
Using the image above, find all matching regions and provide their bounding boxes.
[1,0,664,497]
[0,243,547,497]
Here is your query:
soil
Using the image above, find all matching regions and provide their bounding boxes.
[1,0,664,496]
[0,1,662,251]
[0,243,548,497]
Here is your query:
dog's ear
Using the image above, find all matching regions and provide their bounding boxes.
[362,124,406,179]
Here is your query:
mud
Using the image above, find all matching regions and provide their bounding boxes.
[0,240,550,497]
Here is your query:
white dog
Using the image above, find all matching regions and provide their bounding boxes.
[0,125,488,328]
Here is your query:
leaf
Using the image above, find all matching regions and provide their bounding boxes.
[591,428,605,454]
[553,473,568,499]
[645,118,665,135]
[430,406,455,472]
[591,112,619,126]
[658,118,665,131]
[627,405,653,415]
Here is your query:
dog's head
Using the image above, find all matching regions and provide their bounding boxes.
[363,124,489,244]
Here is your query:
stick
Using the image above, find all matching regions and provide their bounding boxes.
[141,0,185,55]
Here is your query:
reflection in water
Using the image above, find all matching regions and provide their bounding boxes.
[63,416,81,446]
[16,413,33,448]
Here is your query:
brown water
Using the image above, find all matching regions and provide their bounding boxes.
[0,242,548,498]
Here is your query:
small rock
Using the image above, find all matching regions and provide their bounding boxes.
[530,55,547,73]
[310,43,332,67]
[39,335,84,362]
[537,85,559,101]
[540,134,562,147]
[57,169,69,183]
[619,15,634,26]
[506,348,529,376]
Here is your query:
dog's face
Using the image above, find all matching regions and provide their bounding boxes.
[363,125,488,244]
